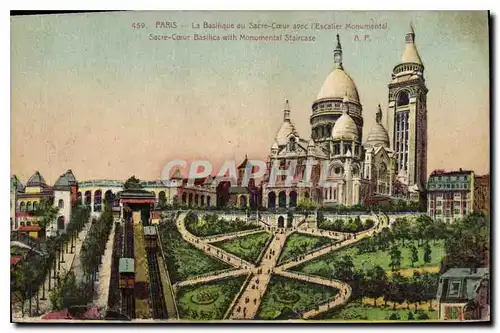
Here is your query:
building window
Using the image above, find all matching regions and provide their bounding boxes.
[58,199,64,209]
[448,280,462,297]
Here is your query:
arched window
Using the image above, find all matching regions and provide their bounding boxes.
[288,137,296,151]
[207,196,211,207]
[84,191,92,206]
[33,201,38,211]
[334,144,341,155]
[26,201,32,211]
[57,216,65,230]
[268,192,276,209]
[326,124,332,137]
[19,201,26,212]
[188,193,193,207]
[278,216,285,228]
[194,194,199,207]
[94,190,102,212]
[182,192,187,205]
[397,91,410,107]
[378,163,388,183]
[240,195,247,208]
[289,191,298,208]
[58,199,64,209]
[278,191,287,208]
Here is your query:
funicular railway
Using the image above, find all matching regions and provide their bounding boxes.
[119,216,136,319]
[144,226,168,319]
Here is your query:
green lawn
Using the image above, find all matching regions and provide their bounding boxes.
[312,301,438,321]
[277,232,336,265]
[294,240,444,279]
[185,213,260,237]
[157,222,232,283]
[213,231,272,264]
[256,275,339,320]
[176,276,247,320]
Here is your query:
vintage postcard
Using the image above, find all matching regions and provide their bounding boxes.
[10,10,490,323]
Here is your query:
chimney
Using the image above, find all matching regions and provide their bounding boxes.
[459,168,463,172]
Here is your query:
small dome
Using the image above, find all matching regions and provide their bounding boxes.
[366,123,390,148]
[275,121,298,146]
[27,171,46,187]
[54,174,71,188]
[11,175,24,193]
[332,112,359,141]
[64,169,77,184]
[316,68,360,103]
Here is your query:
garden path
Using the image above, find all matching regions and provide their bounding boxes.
[273,269,352,319]
[229,232,289,320]
[172,212,389,321]
[176,213,256,270]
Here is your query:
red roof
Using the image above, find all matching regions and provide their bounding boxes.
[18,225,41,232]
[10,256,22,265]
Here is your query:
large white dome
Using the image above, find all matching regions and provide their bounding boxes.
[316,68,360,103]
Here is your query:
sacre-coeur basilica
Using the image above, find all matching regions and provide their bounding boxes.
[261,25,429,210]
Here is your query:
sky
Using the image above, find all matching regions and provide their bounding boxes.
[11,11,490,184]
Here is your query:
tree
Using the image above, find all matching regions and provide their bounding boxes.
[334,255,355,281]
[296,199,316,212]
[124,176,142,190]
[410,244,419,268]
[423,242,432,265]
[33,199,60,240]
[365,265,388,306]
[393,217,411,246]
[389,245,402,271]
[441,213,490,272]
[172,195,180,209]
[354,216,362,231]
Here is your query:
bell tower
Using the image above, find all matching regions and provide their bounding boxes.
[387,24,428,200]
